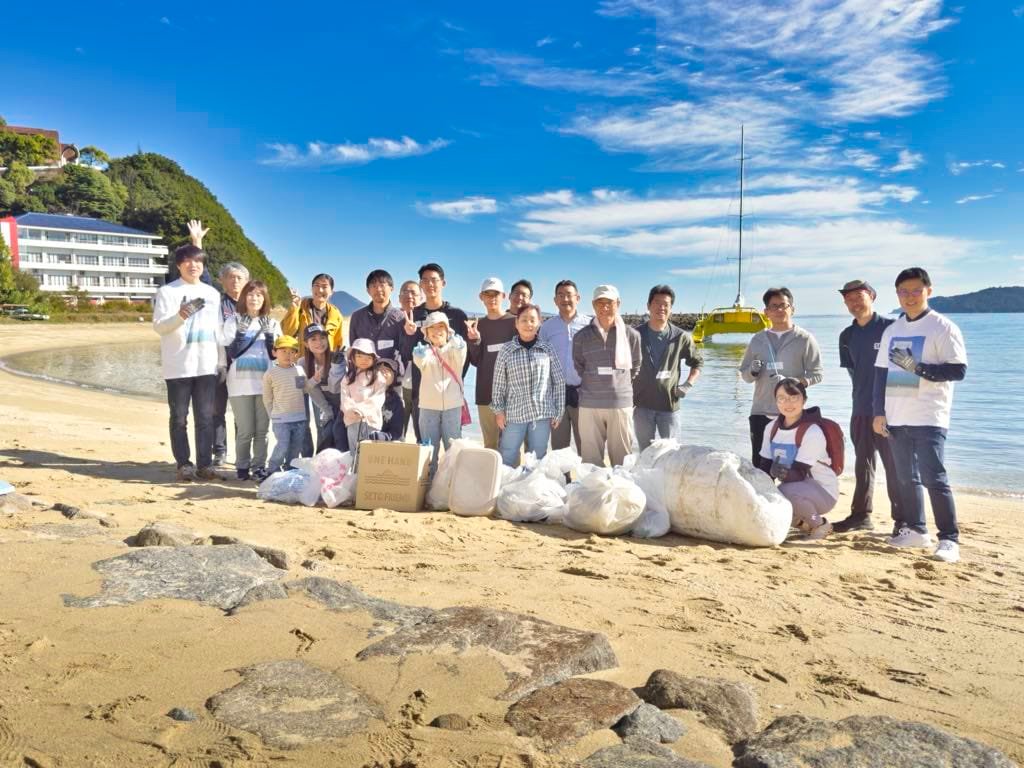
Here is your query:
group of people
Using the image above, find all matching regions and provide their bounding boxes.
[153,221,968,564]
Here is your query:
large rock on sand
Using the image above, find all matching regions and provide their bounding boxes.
[584,737,712,767]
[356,606,617,701]
[640,670,758,743]
[505,678,640,749]
[206,660,381,749]
[614,702,686,744]
[285,577,433,631]
[130,521,207,547]
[733,714,1018,768]
[62,545,283,611]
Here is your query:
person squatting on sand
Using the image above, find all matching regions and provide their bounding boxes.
[873,267,968,564]
[740,287,825,466]
[759,377,839,540]
[218,280,279,481]
[490,303,566,468]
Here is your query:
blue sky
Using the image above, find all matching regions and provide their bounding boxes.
[3,1,1022,313]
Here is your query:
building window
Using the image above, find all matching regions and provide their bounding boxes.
[22,229,42,240]
[127,257,149,267]
[79,275,100,287]
[127,237,149,247]
[75,233,99,244]
[20,251,41,262]
[102,256,125,267]
[129,277,153,287]
[76,254,99,265]
[100,235,125,246]
[45,252,72,264]
[48,274,72,287]
[45,231,69,242]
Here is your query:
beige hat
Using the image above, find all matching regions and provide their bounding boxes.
[423,311,450,330]
[592,284,620,301]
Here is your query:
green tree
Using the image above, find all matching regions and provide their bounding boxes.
[79,145,111,168]
[4,161,34,193]
[58,165,125,219]
[0,176,15,210]
[0,235,16,300]
[0,132,58,166]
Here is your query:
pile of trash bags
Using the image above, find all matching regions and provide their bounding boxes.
[257,437,792,548]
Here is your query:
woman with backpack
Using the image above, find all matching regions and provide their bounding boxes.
[758,377,840,539]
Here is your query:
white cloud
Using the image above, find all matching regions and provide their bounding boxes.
[949,159,1004,175]
[417,196,498,220]
[992,162,1006,169]
[955,194,996,205]
[262,136,449,167]
[890,149,924,172]
[160,16,170,24]
[467,49,657,96]
[843,148,880,170]
[1014,5,1024,17]
[515,190,576,206]
[536,36,555,47]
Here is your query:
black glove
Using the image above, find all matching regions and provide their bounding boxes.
[675,382,693,399]
[258,315,273,333]
[769,457,789,481]
[236,314,253,334]
[889,347,918,373]
[331,349,347,365]
[749,359,764,376]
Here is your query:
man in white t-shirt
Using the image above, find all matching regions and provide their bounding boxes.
[873,267,967,563]
[152,242,224,482]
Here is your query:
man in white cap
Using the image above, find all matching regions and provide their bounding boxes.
[468,277,516,449]
[572,284,642,467]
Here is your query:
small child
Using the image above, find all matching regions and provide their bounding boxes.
[337,338,388,454]
[366,357,405,442]
[412,312,467,476]
[263,335,331,474]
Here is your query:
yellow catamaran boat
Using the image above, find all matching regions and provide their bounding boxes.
[691,128,770,344]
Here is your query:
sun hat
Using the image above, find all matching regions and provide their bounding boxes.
[592,284,620,301]
[349,338,377,356]
[376,356,404,378]
[479,277,505,293]
[838,279,877,299]
[423,311,450,330]
[274,335,300,351]
[303,323,328,339]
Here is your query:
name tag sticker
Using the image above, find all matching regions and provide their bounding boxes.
[487,343,505,353]
[768,362,784,371]
[597,366,615,376]
[378,339,394,350]
[873,343,880,350]
[655,370,673,380]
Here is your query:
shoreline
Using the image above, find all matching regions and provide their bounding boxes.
[1,322,1023,766]
[0,323,1018,498]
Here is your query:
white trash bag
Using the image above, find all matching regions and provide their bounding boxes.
[534,448,582,485]
[315,449,357,508]
[564,468,646,535]
[496,469,568,523]
[426,438,475,511]
[655,445,791,547]
[629,465,671,539]
[258,467,320,506]
[636,438,680,469]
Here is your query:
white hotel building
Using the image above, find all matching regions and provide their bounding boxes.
[0,213,167,304]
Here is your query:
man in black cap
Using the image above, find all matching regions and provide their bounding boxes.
[836,279,901,532]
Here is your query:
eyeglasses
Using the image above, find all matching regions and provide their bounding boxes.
[767,303,792,311]
[775,394,803,404]
[897,288,925,297]
[421,277,442,284]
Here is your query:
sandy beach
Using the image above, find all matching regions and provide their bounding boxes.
[0,322,1021,767]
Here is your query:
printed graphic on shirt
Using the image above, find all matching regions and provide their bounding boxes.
[235,357,269,373]
[185,326,217,344]
[887,335,925,395]
[769,441,797,468]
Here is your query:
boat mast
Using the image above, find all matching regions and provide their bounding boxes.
[736,125,744,306]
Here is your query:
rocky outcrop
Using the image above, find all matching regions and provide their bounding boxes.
[639,670,758,742]
[505,678,640,749]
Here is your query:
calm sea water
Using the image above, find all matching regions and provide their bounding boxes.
[3,314,1021,495]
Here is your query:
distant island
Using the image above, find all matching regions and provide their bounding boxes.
[928,286,1024,313]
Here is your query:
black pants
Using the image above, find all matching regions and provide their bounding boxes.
[165,375,217,470]
[212,379,229,459]
[850,414,901,521]
[749,414,773,466]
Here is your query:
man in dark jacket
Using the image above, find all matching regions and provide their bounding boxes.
[348,269,406,359]
[633,285,703,451]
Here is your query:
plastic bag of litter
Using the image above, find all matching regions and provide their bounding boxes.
[496,469,568,523]
[564,468,646,535]
[636,438,681,469]
[426,438,476,511]
[314,449,357,508]
[258,468,320,506]
[627,463,671,538]
[534,448,582,486]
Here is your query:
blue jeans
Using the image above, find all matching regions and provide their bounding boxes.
[889,425,958,542]
[418,407,462,476]
[269,421,306,474]
[499,419,552,467]
[633,407,677,452]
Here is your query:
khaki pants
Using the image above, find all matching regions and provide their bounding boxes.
[478,405,500,451]
[579,407,634,468]
[550,405,581,453]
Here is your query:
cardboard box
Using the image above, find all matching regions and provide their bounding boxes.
[355,441,433,513]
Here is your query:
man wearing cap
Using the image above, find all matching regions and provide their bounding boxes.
[282,273,345,355]
[348,269,405,359]
[836,279,901,533]
[572,285,642,467]
[468,278,517,449]
[539,280,591,453]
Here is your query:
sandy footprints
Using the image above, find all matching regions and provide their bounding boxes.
[0,717,31,764]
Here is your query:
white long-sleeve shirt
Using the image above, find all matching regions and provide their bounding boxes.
[152,278,222,380]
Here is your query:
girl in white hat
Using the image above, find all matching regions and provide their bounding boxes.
[412,312,468,476]
[338,338,388,453]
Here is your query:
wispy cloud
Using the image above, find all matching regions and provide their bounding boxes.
[417,196,498,220]
[955,193,996,205]
[536,36,555,48]
[262,136,449,167]
[948,159,1004,175]
[1014,5,1024,17]
[159,16,170,24]
[467,49,657,97]
[515,190,576,206]
[890,149,924,172]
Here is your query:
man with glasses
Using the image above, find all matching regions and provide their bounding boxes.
[508,279,534,317]
[397,280,421,438]
[873,267,967,564]
[348,269,405,359]
[539,279,591,453]
[739,287,824,465]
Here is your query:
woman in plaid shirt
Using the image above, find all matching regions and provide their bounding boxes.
[491,304,567,467]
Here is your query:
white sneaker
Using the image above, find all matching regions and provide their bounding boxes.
[888,527,934,548]
[933,540,960,564]
[806,519,833,540]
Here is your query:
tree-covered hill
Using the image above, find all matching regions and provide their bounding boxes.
[930,287,1024,313]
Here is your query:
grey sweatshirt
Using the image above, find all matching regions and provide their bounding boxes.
[572,322,643,409]
[739,326,824,417]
